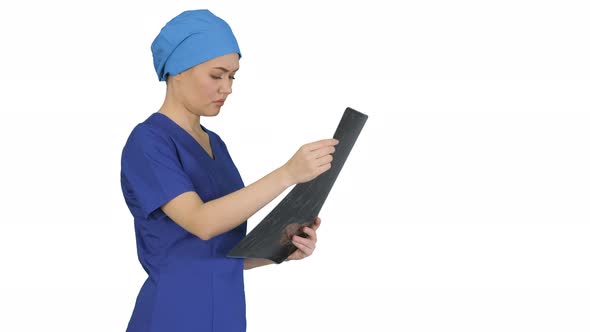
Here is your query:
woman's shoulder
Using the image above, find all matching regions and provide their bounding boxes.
[137,113,177,138]
[122,114,174,152]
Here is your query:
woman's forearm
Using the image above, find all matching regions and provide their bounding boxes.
[162,139,336,241]
[193,166,292,239]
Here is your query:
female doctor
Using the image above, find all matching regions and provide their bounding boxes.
[120,9,338,332]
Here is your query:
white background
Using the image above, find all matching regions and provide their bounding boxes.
[1,0,589,331]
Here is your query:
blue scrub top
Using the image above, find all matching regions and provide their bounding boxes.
[120,112,247,332]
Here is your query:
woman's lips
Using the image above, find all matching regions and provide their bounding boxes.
[213,99,225,105]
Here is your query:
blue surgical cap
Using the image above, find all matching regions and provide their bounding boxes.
[151,9,241,82]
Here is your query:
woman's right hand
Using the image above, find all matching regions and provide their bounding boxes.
[280,138,339,185]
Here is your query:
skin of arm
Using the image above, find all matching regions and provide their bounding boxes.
[161,139,337,241]
[162,165,292,241]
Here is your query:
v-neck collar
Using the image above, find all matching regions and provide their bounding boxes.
[151,112,217,161]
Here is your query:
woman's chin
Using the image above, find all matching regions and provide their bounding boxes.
[209,104,223,115]
[199,107,221,117]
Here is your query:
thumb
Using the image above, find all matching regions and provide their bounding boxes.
[312,217,321,230]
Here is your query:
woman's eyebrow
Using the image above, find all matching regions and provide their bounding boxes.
[212,66,239,72]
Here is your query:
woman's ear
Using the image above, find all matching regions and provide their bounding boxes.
[166,71,184,88]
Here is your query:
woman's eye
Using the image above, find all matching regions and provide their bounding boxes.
[210,75,236,80]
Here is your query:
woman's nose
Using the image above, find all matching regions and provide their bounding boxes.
[220,79,232,94]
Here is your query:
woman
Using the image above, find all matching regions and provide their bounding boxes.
[120,9,338,332]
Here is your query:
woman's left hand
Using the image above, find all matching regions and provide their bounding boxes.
[287,217,321,261]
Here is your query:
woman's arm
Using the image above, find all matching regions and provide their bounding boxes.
[161,139,338,240]
[162,166,291,240]
[244,217,322,270]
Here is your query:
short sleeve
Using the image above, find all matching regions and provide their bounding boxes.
[121,125,195,219]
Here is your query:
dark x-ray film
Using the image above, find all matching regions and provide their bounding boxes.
[227,107,368,263]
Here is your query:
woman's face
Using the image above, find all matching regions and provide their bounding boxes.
[171,53,240,116]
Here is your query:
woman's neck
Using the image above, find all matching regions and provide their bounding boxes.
[159,100,205,137]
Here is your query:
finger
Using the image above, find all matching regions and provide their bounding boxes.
[311,217,321,231]
[293,234,316,250]
[306,138,339,151]
[312,145,336,159]
[316,154,333,167]
[301,227,317,242]
[292,240,314,257]
[316,162,331,175]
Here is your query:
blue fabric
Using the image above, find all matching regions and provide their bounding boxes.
[151,9,242,81]
[120,112,247,332]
